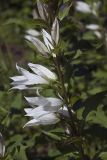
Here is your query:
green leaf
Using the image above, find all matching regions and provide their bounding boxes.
[42,130,61,141]
[82,91,107,118]
[14,146,27,160]
[63,0,70,2]
[86,105,107,128]
[55,151,79,160]
[82,31,96,41]
[72,50,82,60]
[11,93,22,109]
[99,152,107,160]
[48,148,61,157]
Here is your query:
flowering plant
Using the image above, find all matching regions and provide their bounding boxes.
[5,0,107,159]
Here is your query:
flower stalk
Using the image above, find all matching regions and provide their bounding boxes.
[10,0,87,159]
[52,55,77,134]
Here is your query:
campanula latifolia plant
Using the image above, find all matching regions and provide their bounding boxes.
[9,0,107,159]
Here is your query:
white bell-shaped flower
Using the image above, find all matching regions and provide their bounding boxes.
[25,96,62,110]
[10,63,56,90]
[24,113,59,127]
[24,96,63,127]
[25,18,59,56]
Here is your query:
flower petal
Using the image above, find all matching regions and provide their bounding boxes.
[28,63,56,80]
[11,85,28,90]
[24,108,33,114]
[76,1,91,13]
[25,35,49,56]
[51,18,59,44]
[86,24,100,30]
[25,106,50,118]
[16,64,48,85]
[26,29,40,37]
[25,97,62,107]
[10,75,27,81]
[37,0,47,20]
[42,29,53,43]
[46,97,62,107]
[94,31,102,38]
[24,113,58,127]
[24,119,39,127]
[42,29,54,51]
[38,113,59,125]
[25,96,49,106]
[32,9,39,19]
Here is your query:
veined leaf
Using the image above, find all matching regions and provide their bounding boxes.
[86,105,107,128]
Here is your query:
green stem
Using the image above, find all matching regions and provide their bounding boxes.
[53,56,77,135]
[79,145,85,159]
[52,55,85,158]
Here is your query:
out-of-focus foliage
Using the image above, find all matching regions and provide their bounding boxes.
[0,0,107,159]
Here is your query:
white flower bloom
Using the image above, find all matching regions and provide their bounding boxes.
[76,1,92,13]
[25,106,51,118]
[25,96,49,107]
[10,63,56,90]
[86,24,100,30]
[25,96,63,114]
[24,96,64,127]
[25,18,59,56]
[24,113,59,127]
[25,96,62,108]
[0,132,5,157]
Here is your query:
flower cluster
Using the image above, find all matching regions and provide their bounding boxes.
[24,97,62,126]
[10,63,56,90]
[10,0,70,127]
[11,63,69,126]
[25,18,59,57]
